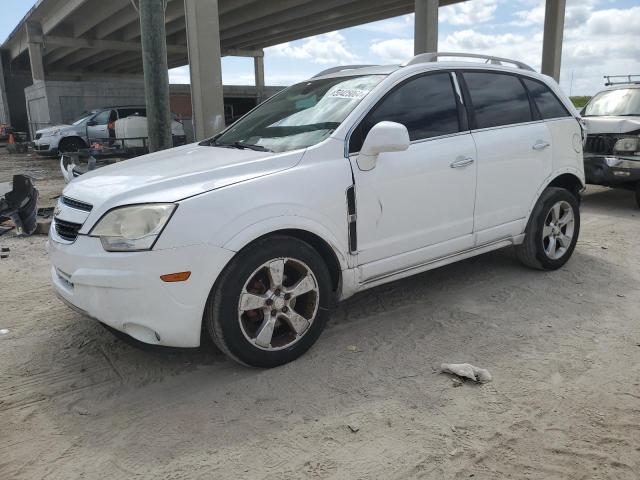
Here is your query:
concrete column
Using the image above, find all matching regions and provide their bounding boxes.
[139,0,173,152]
[541,0,566,82]
[254,53,265,104]
[26,22,45,83]
[0,54,11,125]
[184,0,225,140]
[414,0,438,55]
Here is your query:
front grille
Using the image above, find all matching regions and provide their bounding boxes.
[35,133,42,140]
[61,196,93,212]
[35,144,50,151]
[585,135,616,155]
[54,218,82,242]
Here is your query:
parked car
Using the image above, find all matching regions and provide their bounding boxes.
[32,106,187,155]
[48,53,585,368]
[582,76,640,207]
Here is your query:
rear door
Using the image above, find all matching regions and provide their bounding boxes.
[521,77,580,174]
[461,71,552,245]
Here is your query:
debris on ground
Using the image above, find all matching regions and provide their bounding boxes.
[441,363,492,383]
[347,422,360,433]
[0,175,39,236]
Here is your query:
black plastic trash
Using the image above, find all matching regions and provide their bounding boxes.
[0,175,39,236]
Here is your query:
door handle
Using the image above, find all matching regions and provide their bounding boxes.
[532,141,551,151]
[450,157,475,168]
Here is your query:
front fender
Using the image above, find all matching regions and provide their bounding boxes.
[222,213,351,271]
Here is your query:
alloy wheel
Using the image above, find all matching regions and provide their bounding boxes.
[542,200,575,260]
[237,257,319,351]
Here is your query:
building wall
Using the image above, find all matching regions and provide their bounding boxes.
[21,80,285,139]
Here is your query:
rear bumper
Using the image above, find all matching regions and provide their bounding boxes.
[48,235,235,347]
[584,154,640,185]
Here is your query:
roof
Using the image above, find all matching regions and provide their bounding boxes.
[1,0,466,75]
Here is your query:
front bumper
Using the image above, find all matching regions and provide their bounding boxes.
[47,235,235,348]
[584,154,640,186]
[32,137,59,155]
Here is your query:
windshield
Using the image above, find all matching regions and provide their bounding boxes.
[213,75,385,153]
[584,88,640,116]
[72,113,96,126]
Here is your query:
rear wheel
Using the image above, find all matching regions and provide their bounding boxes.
[59,137,86,154]
[516,187,580,270]
[204,236,333,368]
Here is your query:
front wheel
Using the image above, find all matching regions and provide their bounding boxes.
[204,236,333,368]
[516,187,580,270]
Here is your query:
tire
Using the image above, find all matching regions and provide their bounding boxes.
[516,187,580,270]
[59,137,86,154]
[635,183,640,209]
[204,235,333,368]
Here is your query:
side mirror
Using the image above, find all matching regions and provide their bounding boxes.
[87,120,97,127]
[357,121,410,171]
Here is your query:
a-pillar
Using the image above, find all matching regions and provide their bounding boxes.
[541,0,566,82]
[184,0,225,140]
[414,0,439,55]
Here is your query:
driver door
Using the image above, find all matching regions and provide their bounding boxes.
[349,72,477,282]
[86,110,113,142]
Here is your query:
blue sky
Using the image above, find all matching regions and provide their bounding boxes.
[2,0,639,96]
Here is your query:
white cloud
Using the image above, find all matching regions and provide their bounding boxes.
[370,2,640,95]
[439,0,499,26]
[356,15,413,36]
[266,31,358,65]
[369,38,414,64]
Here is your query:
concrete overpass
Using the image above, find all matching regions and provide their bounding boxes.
[0,0,567,140]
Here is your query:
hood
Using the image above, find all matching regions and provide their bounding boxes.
[36,124,71,135]
[62,143,304,212]
[583,116,640,135]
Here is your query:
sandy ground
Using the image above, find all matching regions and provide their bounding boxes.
[1,150,639,480]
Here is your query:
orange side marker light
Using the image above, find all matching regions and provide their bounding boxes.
[160,271,191,282]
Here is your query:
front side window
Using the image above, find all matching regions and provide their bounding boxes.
[350,72,461,152]
[583,88,640,117]
[463,72,532,129]
[92,110,113,126]
[214,75,385,153]
[522,78,570,119]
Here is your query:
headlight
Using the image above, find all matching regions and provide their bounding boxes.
[90,204,176,252]
[613,137,639,154]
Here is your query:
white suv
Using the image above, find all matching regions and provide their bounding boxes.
[49,53,585,367]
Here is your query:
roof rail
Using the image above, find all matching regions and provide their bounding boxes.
[604,75,640,86]
[312,65,378,78]
[402,52,535,72]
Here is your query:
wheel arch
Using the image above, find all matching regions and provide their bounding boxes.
[547,172,585,200]
[527,169,584,221]
[59,135,87,151]
[223,221,349,295]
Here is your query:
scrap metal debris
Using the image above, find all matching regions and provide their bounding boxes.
[0,175,39,236]
[441,363,492,383]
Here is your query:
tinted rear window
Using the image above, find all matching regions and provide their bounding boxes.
[463,72,532,129]
[522,78,570,119]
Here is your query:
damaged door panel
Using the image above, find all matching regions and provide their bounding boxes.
[0,175,39,235]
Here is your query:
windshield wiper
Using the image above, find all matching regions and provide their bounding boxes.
[231,141,271,152]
